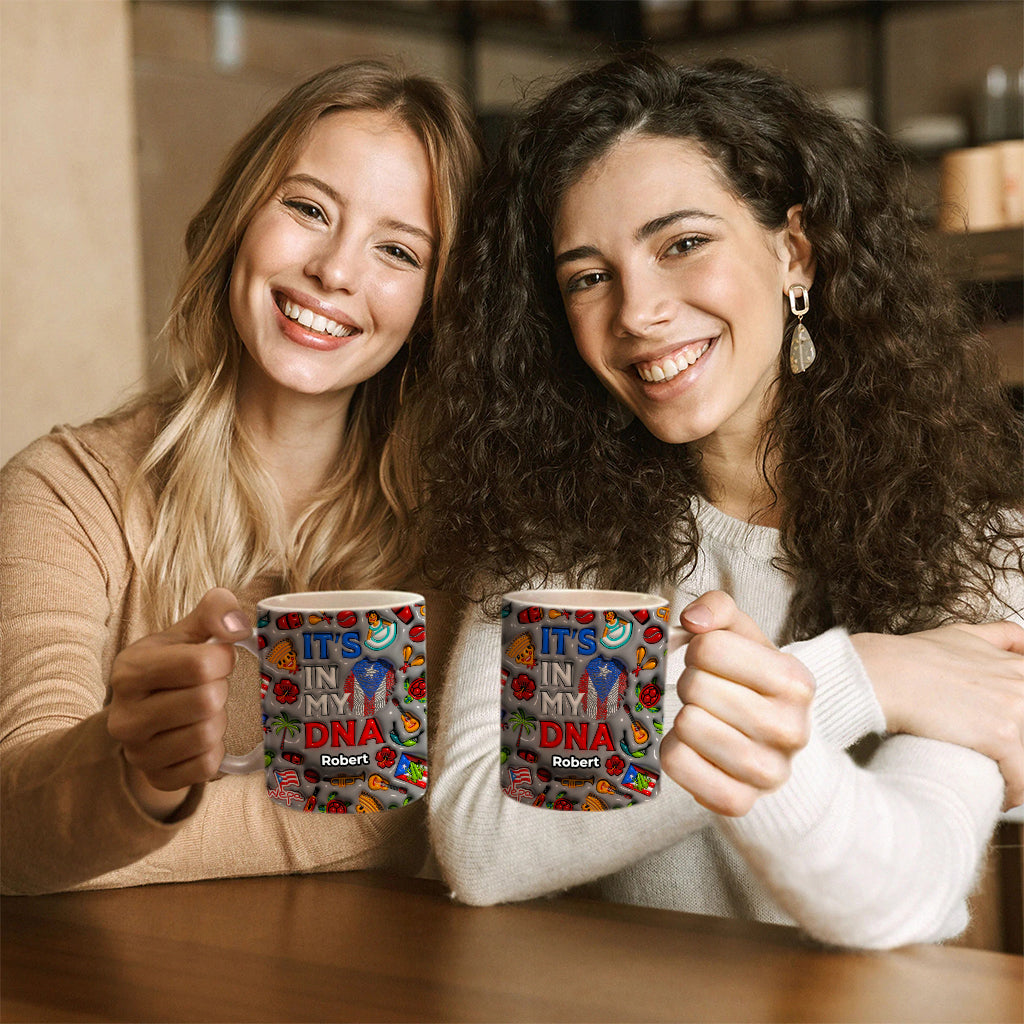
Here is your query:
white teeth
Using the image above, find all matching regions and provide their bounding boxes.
[280,298,356,338]
[636,342,711,383]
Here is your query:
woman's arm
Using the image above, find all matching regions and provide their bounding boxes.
[427,603,713,906]
[2,429,427,894]
[721,727,1002,948]
[0,435,208,892]
[671,593,1007,948]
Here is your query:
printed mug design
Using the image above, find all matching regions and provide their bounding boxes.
[500,599,669,810]
[257,602,428,812]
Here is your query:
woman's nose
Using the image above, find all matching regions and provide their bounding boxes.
[305,236,360,293]
[612,269,674,339]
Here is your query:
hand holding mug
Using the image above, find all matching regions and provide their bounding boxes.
[107,587,251,819]
[660,591,815,817]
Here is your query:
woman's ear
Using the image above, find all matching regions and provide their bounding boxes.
[782,204,816,289]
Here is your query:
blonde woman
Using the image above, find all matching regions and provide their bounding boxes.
[1,60,481,894]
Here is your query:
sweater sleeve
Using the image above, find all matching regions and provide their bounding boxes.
[427,602,712,906]
[717,566,1023,950]
[718,728,1003,949]
[0,429,205,893]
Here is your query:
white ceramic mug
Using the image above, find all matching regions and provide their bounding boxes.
[220,590,428,813]
[499,589,684,811]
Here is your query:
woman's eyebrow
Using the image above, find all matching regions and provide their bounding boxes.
[555,208,724,267]
[282,173,342,204]
[554,244,602,268]
[281,173,434,247]
[378,217,435,249]
[634,209,721,242]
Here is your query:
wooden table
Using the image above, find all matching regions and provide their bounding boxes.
[2,871,1021,1023]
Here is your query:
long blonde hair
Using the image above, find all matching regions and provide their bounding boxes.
[127,60,482,626]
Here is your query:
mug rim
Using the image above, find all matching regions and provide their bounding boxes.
[503,588,667,609]
[258,590,425,611]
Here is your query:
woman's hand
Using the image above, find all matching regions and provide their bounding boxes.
[107,588,251,819]
[660,591,815,817]
[852,622,1024,810]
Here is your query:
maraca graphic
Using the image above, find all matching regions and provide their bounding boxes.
[400,644,425,673]
[633,644,658,677]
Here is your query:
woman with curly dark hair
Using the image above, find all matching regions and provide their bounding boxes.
[417,53,1024,948]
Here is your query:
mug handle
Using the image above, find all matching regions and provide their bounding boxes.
[667,625,688,654]
[215,632,266,775]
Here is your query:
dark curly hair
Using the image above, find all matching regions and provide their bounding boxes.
[413,52,1023,640]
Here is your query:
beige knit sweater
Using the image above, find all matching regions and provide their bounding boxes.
[1,407,460,895]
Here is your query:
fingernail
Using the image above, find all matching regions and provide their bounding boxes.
[222,611,249,635]
[682,603,713,629]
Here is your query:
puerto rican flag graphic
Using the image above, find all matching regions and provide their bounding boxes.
[503,765,533,803]
[343,657,395,715]
[578,655,628,721]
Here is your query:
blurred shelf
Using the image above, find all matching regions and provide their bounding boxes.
[241,0,978,50]
[942,226,1024,283]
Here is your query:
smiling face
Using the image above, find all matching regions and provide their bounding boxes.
[552,133,812,452]
[229,108,435,407]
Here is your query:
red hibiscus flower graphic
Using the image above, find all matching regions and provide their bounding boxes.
[511,674,535,701]
[406,676,427,701]
[273,679,299,705]
[606,755,626,776]
[638,682,661,709]
[552,796,573,811]
[375,748,397,769]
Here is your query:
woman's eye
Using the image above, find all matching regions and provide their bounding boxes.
[665,235,707,257]
[380,244,421,269]
[566,270,609,294]
[284,199,325,222]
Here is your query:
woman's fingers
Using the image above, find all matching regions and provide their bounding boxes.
[107,588,249,792]
[956,620,1024,656]
[108,678,231,746]
[130,739,230,793]
[660,729,764,817]
[684,629,815,701]
[679,590,773,647]
[669,701,795,793]
[164,586,252,645]
[679,661,813,752]
[111,638,237,697]
[662,594,815,815]
[852,623,1024,811]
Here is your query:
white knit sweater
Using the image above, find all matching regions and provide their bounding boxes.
[427,499,1017,949]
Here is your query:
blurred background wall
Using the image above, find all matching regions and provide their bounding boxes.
[2,0,146,463]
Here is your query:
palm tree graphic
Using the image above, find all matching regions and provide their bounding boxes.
[272,711,302,752]
[510,707,537,754]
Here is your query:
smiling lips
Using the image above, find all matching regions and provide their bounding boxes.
[278,295,359,339]
[634,338,713,383]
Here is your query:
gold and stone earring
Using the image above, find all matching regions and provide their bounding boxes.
[788,284,816,374]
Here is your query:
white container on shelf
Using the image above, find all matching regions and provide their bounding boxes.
[938,145,1007,232]
[995,139,1024,226]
